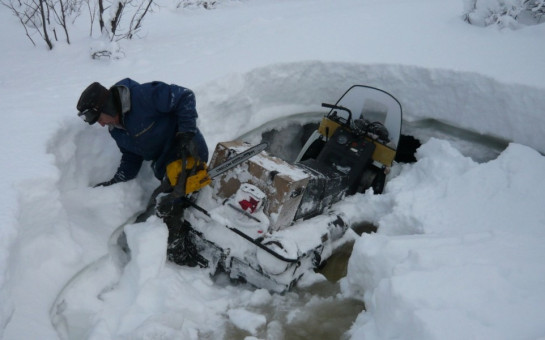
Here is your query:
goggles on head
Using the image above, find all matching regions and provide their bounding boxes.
[78,108,100,125]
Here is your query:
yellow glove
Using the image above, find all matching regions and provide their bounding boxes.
[166,157,212,195]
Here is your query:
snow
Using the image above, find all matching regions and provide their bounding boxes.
[228,308,267,335]
[1,0,545,339]
[340,140,545,339]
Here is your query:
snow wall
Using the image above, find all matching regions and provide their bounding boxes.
[196,61,545,154]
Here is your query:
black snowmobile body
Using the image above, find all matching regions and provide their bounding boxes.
[167,85,403,293]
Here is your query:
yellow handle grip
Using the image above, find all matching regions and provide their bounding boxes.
[166,158,212,194]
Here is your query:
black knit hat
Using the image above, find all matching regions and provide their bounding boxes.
[77,82,109,125]
[77,82,110,112]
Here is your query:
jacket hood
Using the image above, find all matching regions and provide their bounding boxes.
[116,85,131,114]
[104,85,131,116]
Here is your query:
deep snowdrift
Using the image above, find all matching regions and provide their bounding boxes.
[341,140,545,339]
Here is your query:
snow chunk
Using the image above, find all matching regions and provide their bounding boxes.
[248,289,273,307]
[228,308,267,335]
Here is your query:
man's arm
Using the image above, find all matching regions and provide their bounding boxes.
[150,82,198,134]
[95,147,143,187]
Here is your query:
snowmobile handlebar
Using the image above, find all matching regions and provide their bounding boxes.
[322,103,352,126]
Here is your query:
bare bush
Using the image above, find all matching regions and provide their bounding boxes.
[103,0,155,41]
[3,0,234,52]
[463,0,545,28]
[2,0,156,50]
[176,0,217,9]
[1,0,67,49]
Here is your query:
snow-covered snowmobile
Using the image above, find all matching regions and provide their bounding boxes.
[165,85,403,293]
[50,85,403,338]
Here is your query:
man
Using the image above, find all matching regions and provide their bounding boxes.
[76,79,208,188]
[77,79,210,267]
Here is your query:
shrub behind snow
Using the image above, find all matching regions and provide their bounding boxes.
[463,0,545,28]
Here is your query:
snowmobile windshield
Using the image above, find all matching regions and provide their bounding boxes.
[331,85,402,149]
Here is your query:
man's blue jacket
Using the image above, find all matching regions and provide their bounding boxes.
[109,78,208,182]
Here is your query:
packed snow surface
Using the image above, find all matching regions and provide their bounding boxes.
[1,0,545,339]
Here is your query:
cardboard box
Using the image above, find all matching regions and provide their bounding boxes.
[209,141,310,230]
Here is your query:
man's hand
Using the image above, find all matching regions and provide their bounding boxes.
[176,132,198,161]
[93,178,119,187]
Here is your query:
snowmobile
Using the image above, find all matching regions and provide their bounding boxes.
[163,85,403,293]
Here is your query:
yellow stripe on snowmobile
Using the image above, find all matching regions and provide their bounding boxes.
[368,139,396,167]
[318,117,342,138]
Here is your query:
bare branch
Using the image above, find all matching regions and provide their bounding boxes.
[38,0,53,48]
[1,0,37,45]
